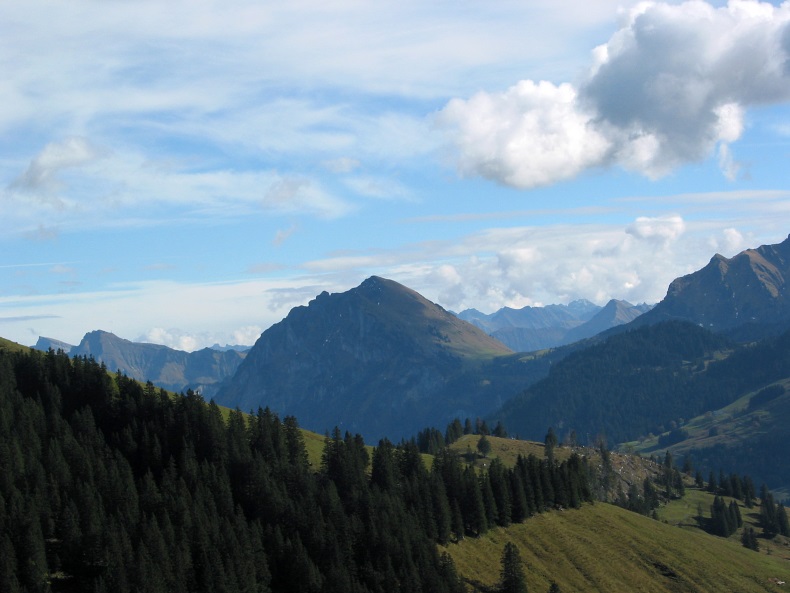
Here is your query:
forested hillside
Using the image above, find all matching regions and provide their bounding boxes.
[500,322,790,442]
[494,321,790,492]
[494,321,734,443]
[0,347,592,593]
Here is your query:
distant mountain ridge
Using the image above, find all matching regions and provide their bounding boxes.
[216,276,522,441]
[457,299,599,333]
[64,330,246,397]
[33,336,75,353]
[458,298,650,351]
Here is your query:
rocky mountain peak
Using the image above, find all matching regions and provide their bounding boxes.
[643,234,790,333]
[215,276,513,440]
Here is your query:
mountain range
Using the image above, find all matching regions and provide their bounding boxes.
[458,298,651,351]
[24,233,790,492]
[37,330,247,398]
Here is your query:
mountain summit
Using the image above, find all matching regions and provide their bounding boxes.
[638,234,790,334]
[216,276,513,440]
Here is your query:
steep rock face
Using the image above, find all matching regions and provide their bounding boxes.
[33,336,75,353]
[70,330,245,396]
[640,234,790,332]
[216,276,514,441]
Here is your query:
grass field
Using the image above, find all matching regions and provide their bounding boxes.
[0,336,30,352]
[656,486,790,562]
[448,434,555,468]
[445,502,790,592]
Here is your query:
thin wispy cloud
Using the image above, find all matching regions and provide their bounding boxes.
[11,137,103,193]
[0,315,60,322]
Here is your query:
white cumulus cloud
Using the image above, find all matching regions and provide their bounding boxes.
[439,0,790,188]
[438,81,610,188]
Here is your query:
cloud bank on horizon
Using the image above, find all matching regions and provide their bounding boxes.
[438,0,790,188]
[1,0,790,350]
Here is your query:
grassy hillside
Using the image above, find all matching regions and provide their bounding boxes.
[630,379,790,454]
[447,434,665,503]
[447,434,550,467]
[0,336,29,352]
[656,486,790,561]
[445,502,789,592]
[628,378,790,497]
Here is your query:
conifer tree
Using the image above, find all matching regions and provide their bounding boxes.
[760,486,778,536]
[431,474,452,545]
[509,470,528,524]
[462,464,488,536]
[777,503,790,537]
[493,421,508,438]
[741,526,759,551]
[499,542,528,593]
[544,428,557,465]
[707,471,717,493]
[481,471,499,528]
[464,418,474,435]
[477,434,492,458]
[742,475,756,508]
[488,458,512,527]
[729,500,743,529]
[445,418,464,444]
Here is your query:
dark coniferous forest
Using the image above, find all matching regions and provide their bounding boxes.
[0,348,593,593]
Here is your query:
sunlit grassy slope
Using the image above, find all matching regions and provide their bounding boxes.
[0,336,30,352]
[447,434,550,467]
[445,502,789,593]
[629,378,790,457]
[447,434,668,502]
[656,487,790,562]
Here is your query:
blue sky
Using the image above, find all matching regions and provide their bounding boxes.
[2,0,790,350]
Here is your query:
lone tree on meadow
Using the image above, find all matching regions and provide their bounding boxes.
[499,542,528,593]
[477,434,492,458]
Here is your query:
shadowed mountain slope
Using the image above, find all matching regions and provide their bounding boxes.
[216,276,521,441]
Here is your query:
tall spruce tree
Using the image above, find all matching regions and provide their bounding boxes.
[499,542,528,593]
[741,526,759,551]
[544,428,558,466]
